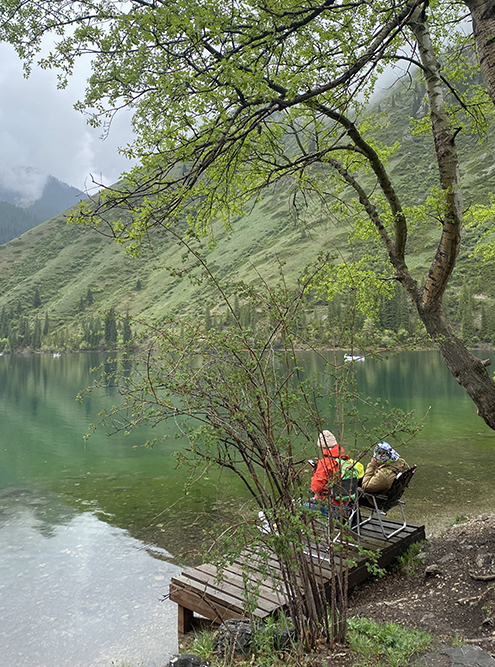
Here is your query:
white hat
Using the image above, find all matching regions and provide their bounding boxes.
[317,430,337,449]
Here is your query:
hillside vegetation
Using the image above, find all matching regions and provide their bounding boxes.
[0,79,495,353]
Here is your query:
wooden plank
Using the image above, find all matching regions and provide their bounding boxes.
[347,524,425,589]
[170,582,251,626]
[206,563,289,606]
[172,570,277,615]
[178,604,194,634]
[186,563,286,609]
[170,573,245,616]
[170,574,269,620]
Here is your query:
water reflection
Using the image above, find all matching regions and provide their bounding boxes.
[0,488,179,667]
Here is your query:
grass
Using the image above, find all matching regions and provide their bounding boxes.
[347,617,432,667]
[393,541,425,578]
[450,632,467,647]
[187,616,433,667]
[192,617,296,667]
[452,514,469,526]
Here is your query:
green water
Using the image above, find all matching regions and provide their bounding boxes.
[2,350,494,543]
[353,349,495,533]
[2,350,495,667]
[0,352,243,560]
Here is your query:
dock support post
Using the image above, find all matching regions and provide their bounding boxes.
[178,604,194,634]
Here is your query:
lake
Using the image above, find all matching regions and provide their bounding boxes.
[1,350,495,666]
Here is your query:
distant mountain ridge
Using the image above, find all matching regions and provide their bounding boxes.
[0,166,84,245]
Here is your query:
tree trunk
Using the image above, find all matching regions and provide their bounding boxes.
[465,0,495,107]
[418,301,495,430]
[405,8,495,431]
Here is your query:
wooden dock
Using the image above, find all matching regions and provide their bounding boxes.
[169,518,425,633]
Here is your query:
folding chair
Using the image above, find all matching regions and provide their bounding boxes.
[328,474,363,544]
[358,465,417,539]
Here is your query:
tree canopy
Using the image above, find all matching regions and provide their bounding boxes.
[3,0,495,427]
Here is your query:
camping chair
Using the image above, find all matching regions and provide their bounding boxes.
[358,465,417,539]
[328,474,363,544]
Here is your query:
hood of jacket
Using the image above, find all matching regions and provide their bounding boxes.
[322,444,348,459]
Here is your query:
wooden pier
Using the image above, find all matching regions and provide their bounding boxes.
[169,517,425,634]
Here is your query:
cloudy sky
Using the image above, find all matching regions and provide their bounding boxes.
[0,43,135,194]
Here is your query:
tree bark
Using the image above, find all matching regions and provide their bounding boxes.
[405,8,495,431]
[465,0,495,107]
[417,301,495,431]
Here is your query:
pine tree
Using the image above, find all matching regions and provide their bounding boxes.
[85,317,102,348]
[205,307,212,330]
[481,304,495,343]
[0,306,7,338]
[397,285,412,333]
[32,317,41,349]
[233,295,240,319]
[18,315,31,347]
[378,293,396,331]
[78,296,85,313]
[43,312,50,336]
[136,279,142,291]
[122,315,132,345]
[8,323,17,350]
[458,283,475,341]
[32,287,41,309]
[24,319,31,347]
[104,310,118,348]
[86,287,94,306]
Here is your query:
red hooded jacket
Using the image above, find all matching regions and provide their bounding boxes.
[310,444,349,501]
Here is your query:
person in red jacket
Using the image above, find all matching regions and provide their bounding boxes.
[311,430,345,501]
[307,430,362,518]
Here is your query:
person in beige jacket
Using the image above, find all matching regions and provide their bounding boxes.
[361,441,409,494]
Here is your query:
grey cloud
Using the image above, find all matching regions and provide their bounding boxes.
[0,44,134,193]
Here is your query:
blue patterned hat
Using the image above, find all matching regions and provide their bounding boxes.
[373,441,400,462]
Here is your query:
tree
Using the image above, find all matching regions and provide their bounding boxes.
[465,0,495,106]
[32,316,41,349]
[86,287,94,306]
[18,315,31,348]
[457,282,476,342]
[0,306,7,339]
[122,314,132,346]
[205,306,212,331]
[480,303,495,343]
[84,316,101,348]
[83,266,422,647]
[43,312,50,337]
[8,323,17,351]
[32,287,41,309]
[104,310,118,348]
[3,0,494,425]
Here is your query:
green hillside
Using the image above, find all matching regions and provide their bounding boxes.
[0,78,494,351]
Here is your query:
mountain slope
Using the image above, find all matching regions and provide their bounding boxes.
[0,167,84,245]
[0,201,38,246]
[0,79,494,346]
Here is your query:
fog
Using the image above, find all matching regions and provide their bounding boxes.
[0,44,134,195]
